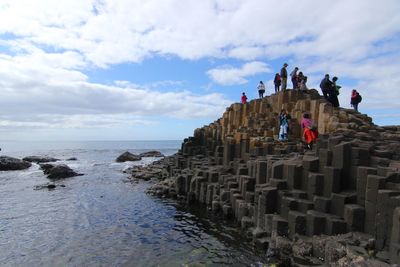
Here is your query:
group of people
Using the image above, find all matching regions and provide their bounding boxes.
[319,74,362,111]
[237,63,366,150]
[279,110,318,150]
[278,63,309,92]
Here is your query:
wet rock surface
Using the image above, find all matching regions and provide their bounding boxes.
[139,150,164,157]
[0,156,32,170]
[124,157,171,181]
[33,183,66,190]
[40,163,83,180]
[138,90,400,265]
[116,151,141,162]
[22,156,59,163]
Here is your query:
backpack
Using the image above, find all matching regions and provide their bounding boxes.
[356,94,362,103]
[307,122,317,131]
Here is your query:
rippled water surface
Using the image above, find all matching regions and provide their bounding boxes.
[0,141,266,266]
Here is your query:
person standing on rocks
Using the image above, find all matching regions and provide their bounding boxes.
[290,67,299,89]
[320,74,333,100]
[280,63,288,90]
[297,71,304,89]
[329,76,340,107]
[299,76,308,91]
[279,109,289,141]
[241,92,248,104]
[301,113,318,150]
[350,89,362,112]
[257,81,266,98]
[274,73,281,93]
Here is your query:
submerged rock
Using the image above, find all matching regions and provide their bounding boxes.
[139,150,164,157]
[67,157,77,161]
[34,183,57,190]
[116,151,141,162]
[0,156,32,171]
[22,156,59,163]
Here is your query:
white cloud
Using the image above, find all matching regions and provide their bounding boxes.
[0,52,231,132]
[0,0,398,66]
[207,61,271,85]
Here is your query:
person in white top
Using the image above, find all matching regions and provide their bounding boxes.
[257,81,266,98]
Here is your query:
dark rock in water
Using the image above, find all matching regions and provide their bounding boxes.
[0,156,32,170]
[67,157,77,161]
[40,163,55,174]
[116,151,142,162]
[42,164,83,180]
[34,183,56,190]
[139,150,164,157]
[22,156,59,163]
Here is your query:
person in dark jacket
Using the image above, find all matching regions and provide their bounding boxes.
[274,73,281,93]
[328,76,340,107]
[280,63,288,90]
[320,74,333,100]
[290,67,299,89]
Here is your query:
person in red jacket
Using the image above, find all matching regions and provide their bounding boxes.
[350,89,361,112]
[301,113,318,150]
[241,92,248,104]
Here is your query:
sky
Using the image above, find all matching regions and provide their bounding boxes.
[0,0,399,141]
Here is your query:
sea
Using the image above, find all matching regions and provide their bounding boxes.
[0,141,267,266]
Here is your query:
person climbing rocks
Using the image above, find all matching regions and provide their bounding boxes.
[350,89,362,112]
[257,81,266,98]
[329,76,340,107]
[279,109,289,141]
[241,92,248,104]
[274,73,281,93]
[301,113,318,150]
[280,63,288,90]
[290,67,299,89]
[320,74,334,100]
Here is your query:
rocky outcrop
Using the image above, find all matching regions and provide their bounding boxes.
[0,156,32,170]
[139,150,164,157]
[40,163,83,180]
[22,156,59,163]
[144,89,400,265]
[124,157,171,181]
[116,152,141,162]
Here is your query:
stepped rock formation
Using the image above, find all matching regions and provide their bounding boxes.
[146,89,400,265]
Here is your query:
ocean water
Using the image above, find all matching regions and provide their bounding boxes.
[0,141,267,266]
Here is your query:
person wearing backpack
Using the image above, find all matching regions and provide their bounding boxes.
[350,89,362,111]
[301,113,318,150]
